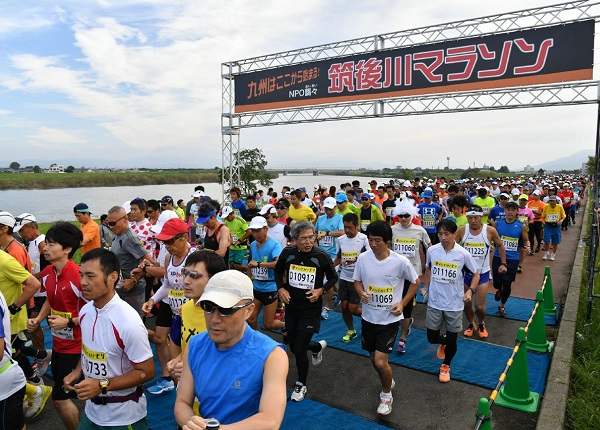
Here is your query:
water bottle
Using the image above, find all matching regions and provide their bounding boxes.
[205,418,220,429]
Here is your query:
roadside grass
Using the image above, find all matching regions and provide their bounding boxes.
[565,210,600,430]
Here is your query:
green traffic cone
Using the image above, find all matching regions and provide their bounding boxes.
[495,327,540,413]
[543,265,556,316]
[526,290,552,353]
[474,398,492,430]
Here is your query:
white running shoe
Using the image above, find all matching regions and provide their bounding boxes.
[377,393,393,415]
[33,349,52,378]
[290,383,307,402]
[24,385,52,419]
[550,253,556,261]
[542,251,549,260]
[312,340,327,366]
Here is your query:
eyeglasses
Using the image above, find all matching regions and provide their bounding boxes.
[197,300,253,317]
[181,268,206,280]
[163,234,185,245]
[398,213,411,218]
[107,215,127,227]
[298,235,316,242]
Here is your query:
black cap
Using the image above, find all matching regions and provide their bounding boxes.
[505,201,519,209]
[74,202,91,213]
[161,195,174,204]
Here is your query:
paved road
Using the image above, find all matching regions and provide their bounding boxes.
[28,207,583,430]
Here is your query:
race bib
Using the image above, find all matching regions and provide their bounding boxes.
[82,343,108,378]
[231,234,238,243]
[360,220,370,231]
[547,213,559,222]
[233,208,241,217]
[482,207,490,215]
[393,238,417,257]
[564,197,571,203]
[341,251,358,268]
[366,285,393,311]
[288,264,316,289]
[531,207,539,214]
[463,241,486,262]
[168,288,187,314]
[252,266,268,281]
[501,236,519,252]
[518,215,527,223]
[318,232,333,247]
[431,260,459,284]
[385,208,394,217]
[423,215,435,229]
[50,309,74,340]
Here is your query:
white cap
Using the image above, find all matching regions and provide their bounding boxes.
[192,191,205,198]
[198,270,254,308]
[323,197,337,209]
[150,210,179,234]
[248,216,268,229]
[221,206,234,217]
[122,201,131,214]
[403,180,411,187]
[532,189,541,196]
[0,211,16,228]
[511,188,520,196]
[259,204,277,216]
[14,213,37,232]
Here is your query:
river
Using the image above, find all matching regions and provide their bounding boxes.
[0,174,394,222]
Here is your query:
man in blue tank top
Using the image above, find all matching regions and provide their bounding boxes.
[174,270,288,428]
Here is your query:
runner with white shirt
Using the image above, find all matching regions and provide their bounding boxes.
[354,220,419,415]
[64,248,155,430]
[421,218,480,383]
[332,213,369,342]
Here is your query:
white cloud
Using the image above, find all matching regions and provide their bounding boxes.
[27,126,86,150]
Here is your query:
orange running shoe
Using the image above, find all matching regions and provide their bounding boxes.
[463,324,475,337]
[439,364,450,383]
[478,323,489,339]
[436,344,446,360]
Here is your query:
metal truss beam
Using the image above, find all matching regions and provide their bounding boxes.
[224,1,600,73]
[221,64,240,200]
[229,81,599,128]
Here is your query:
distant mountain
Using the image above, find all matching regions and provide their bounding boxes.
[534,149,593,171]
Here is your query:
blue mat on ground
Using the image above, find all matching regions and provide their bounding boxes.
[415,290,559,325]
[310,311,549,394]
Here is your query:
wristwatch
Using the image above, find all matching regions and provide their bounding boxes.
[67,318,75,328]
[99,378,109,394]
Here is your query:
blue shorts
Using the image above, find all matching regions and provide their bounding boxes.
[170,315,182,347]
[543,225,561,245]
[229,248,246,264]
[464,271,490,286]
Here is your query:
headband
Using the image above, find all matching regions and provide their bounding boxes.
[465,210,483,216]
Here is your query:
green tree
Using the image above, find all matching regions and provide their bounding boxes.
[460,168,481,179]
[222,148,272,195]
[65,165,75,173]
[33,165,42,173]
[9,161,20,170]
[587,156,595,175]
[498,165,510,173]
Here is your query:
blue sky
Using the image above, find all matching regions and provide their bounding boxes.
[0,1,596,170]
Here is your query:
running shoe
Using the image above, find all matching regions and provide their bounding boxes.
[147,377,175,395]
[406,317,414,337]
[494,289,502,302]
[463,324,475,337]
[535,247,540,253]
[320,307,330,320]
[312,340,327,366]
[33,349,52,378]
[498,304,506,317]
[377,393,393,415]
[529,251,535,256]
[274,305,285,321]
[24,385,52,419]
[341,330,357,342]
[550,253,556,261]
[396,338,406,353]
[478,323,489,339]
[517,265,523,273]
[290,383,307,402]
[439,364,451,383]
[436,344,446,360]
[332,292,341,307]
[542,251,549,260]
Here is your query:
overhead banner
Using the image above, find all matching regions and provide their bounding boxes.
[234,20,594,113]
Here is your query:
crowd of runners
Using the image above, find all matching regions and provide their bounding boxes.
[0,174,586,428]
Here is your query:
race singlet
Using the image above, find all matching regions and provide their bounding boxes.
[431,260,459,284]
[50,309,74,340]
[366,285,393,311]
[501,236,519,253]
[82,343,108,378]
[288,264,316,289]
[393,237,417,257]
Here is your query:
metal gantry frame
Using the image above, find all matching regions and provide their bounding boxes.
[221,0,600,195]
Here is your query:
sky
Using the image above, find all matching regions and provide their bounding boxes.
[0,0,597,170]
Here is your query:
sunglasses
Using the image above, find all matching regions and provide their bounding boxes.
[146,210,155,215]
[107,215,127,227]
[163,234,185,245]
[181,268,206,280]
[276,205,286,209]
[398,213,411,218]
[197,300,253,317]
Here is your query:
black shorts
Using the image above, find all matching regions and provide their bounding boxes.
[402,280,414,319]
[155,301,174,328]
[285,306,321,335]
[492,256,519,285]
[253,289,279,306]
[338,279,360,305]
[361,319,400,354]
[51,351,81,401]
[0,385,25,430]
[28,296,46,316]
